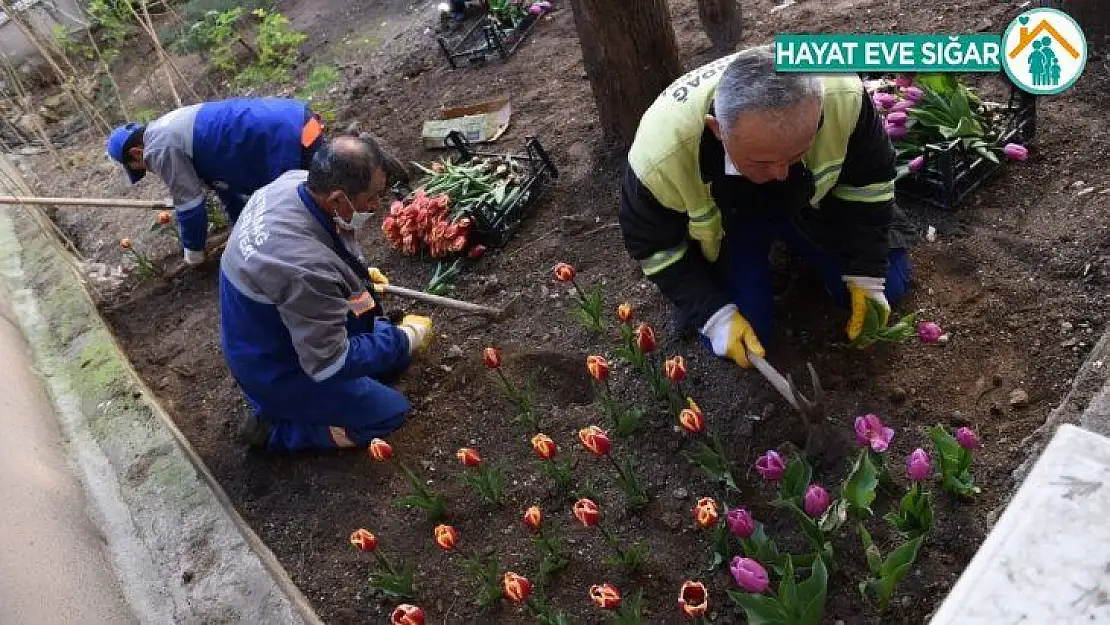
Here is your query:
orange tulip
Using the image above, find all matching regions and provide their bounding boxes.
[531,433,557,460]
[664,355,687,383]
[586,354,609,383]
[693,497,718,529]
[390,604,425,625]
[589,583,621,609]
[457,447,482,467]
[635,322,657,353]
[553,262,576,282]
[350,528,377,552]
[503,571,533,603]
[573,498,600,527]
[678,398,705,434]
[616,302,633,324]
[482,346,502,369]
[434,524,458,551]
[678,581,709,619]
[523,505,543,531]
[120,237,132,250]
[368,438,393,462]
[156,210,172,225]
[578,426,611,456]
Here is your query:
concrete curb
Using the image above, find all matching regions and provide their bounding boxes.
[0,157,324,625]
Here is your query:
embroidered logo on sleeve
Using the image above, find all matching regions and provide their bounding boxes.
[348,290,375,317]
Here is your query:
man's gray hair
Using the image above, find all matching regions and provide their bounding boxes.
[713,45,822,135]
[306,134,385,197]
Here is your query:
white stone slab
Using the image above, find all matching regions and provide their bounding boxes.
[931,424,1110,624]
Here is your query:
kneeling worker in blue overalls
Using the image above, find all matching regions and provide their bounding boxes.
[106,98,332,267]
[219,134,432,452]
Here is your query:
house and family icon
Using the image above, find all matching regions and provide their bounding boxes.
[1002,8,1087,95]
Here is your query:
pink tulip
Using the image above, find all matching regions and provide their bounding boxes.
[917,321,943,343]
[956,427,981,450]
[902,86,925,102]
[886,111,908,126]
[906,448,932,483]
[730,557,770,593]
[803,484,831,518]
[725,508,755,540]
[755,450,787,483]
[895,74,914,89]
[890,99,914,113]
[528,3,543,14]
[1003,143,1029,161]
[909,156,925,172]
[854,414,895,452]
[874,92,897,109]
[885,122,908,140]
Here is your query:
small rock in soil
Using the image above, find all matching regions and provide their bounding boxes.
[1062,321,1074,332]
[1009,388,1030,407]
[1062,337,1079,348]
[672,487,689,500]
[951,410,970,426]
[181,570,194,584]
[890,387,907,403]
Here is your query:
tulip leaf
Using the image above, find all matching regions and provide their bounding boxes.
[727,590,790,624]
[778,557,798,614]
[874,535,925,609]
[779,455,813,504]
[915,73,960,96]
[843,450,879,517]
[794,555,829,625]
[929,424,980,498]
[818,498,849,534]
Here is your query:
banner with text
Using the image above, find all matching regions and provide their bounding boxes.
[774,35,1003,72]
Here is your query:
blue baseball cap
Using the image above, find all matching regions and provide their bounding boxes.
[106,123,146,184]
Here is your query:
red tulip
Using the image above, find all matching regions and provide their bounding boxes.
[368,438,393,462]
[635,322,657,353]
[589,583,621,609]
[678,581,709,619]
[350,528,377,552]
[678,398,705,434]
[578,426,611,456]
[434,524,458,551]
[523,505,543,531]
[503,572,533,603]
[664,355,687,383]
[390,604,425,625]
[457,447,482,467]
[531,433,557,460]
[617,302,633,324]
[156,210,172,225]
[553,262,576,282]
[693,497,719,529]
[586,354,609,383]
[573,498,600,527]
[468,244,487,259]
[120,238,132,250]
[482,346,502,369]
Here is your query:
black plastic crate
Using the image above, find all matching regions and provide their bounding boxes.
[442,130,558,249]
[436,12,542,69]
[894,80,1037,212]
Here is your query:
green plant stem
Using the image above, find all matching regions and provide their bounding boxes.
[597,523,627,562]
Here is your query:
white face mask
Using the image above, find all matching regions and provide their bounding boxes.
[333,193,373,231]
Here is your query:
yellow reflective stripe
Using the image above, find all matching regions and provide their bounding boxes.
[832,180,895,203]
[688,205,718,224]
[810,160,843,184]
[640,242,689,276]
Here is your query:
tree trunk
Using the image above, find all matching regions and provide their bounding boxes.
[567,0,683,152]
[1062,0,1108,49]
[697,0,743,55]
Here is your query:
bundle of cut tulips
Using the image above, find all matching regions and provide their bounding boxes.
[381,189,473,258]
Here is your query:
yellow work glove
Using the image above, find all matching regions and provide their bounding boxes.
[842,275,890,341]
[700,304,766,369]
[398,314,433,355]
[368,267,389,294]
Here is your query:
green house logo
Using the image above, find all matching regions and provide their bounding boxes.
[1002,8,1087,95]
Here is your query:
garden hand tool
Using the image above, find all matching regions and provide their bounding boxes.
[748,354,830,457]
[376,282,519,321]
[0,195,173,209]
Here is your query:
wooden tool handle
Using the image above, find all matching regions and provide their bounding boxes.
[0,195,173,209]
[749,354,801,411]
[380,284,504,319]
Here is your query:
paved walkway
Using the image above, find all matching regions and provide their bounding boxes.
[0,293,135,625]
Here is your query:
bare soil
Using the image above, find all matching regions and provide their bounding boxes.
[14,0,1110,623]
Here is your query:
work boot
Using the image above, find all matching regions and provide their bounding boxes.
[239,412,272,450]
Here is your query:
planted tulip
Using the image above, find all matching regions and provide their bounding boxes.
[350,528,378,552]
[1003,143,1029,161]
[523,505,543,531]
[553,262,576,282]
[909,155,925,172]
[678,399,705,434]
[578,426,612,456]
[457,447,482,467]
[502,571,533,603]
[693,497,719,529]
[369,438,393,462]
[617,302,633,324]
[917,321,943,343]
[956,427,981,450]
[726,507,755,540]
[531,433,557,459]
[664,355,687,383]
[586,354,610,383]
[755,450,787,482]
[573,498,600,527]
[906,448,932,483]
[434,524,459,551]
[678,581,709,619]
[156,210,172,225]
[391,604,425,625]
[589,583,621,609]
[120,237,132,249]
[855,414,895,452]
[482,346,502,369]
[803,484,831,518]
[635,322,657,353]
[730,556,770,593]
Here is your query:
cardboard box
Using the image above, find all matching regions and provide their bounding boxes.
[421,98,512,150]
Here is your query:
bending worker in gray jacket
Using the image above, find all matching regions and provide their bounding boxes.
[219,134,432,452]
